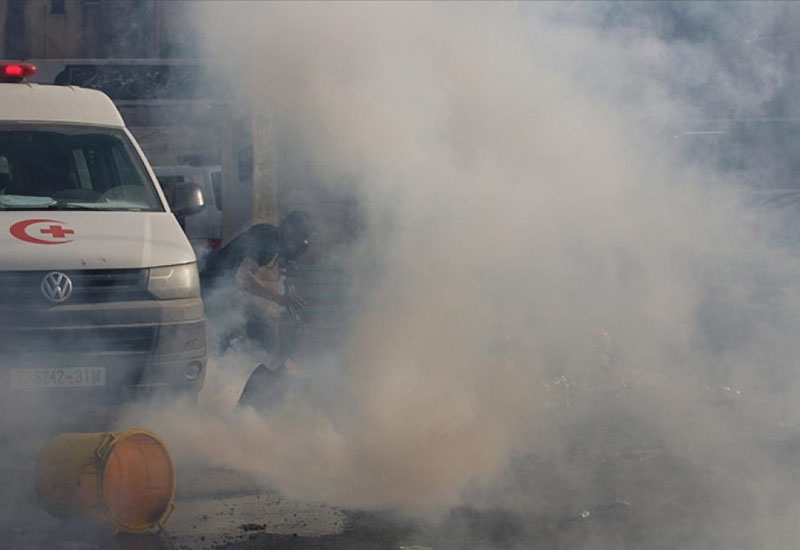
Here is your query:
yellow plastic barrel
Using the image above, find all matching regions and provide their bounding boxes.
[35,428,176,533]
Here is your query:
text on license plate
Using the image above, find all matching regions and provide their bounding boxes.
[10,367,107,388]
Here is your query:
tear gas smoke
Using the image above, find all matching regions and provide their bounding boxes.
[120,3,800,538]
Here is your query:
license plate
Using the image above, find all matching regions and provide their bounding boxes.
[10,367,106,389]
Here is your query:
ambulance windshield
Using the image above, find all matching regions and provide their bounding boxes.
[0,124,163,211]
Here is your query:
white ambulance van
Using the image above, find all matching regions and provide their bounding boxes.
[0,62,206,415]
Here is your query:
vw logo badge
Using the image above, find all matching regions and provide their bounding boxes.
[41,272,73,303]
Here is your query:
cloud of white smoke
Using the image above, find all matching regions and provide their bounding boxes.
[120,6,800,538]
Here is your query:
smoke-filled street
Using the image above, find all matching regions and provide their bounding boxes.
[7,416,800,550]
[5,2,800,549]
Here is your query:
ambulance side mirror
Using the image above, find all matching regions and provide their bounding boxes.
[169,182,206,217]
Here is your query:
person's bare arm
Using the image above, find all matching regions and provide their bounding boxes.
[235,257,306,309]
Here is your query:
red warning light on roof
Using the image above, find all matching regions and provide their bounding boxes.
[0,62,37,82]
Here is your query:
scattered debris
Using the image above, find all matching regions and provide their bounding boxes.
[240,523,267,532]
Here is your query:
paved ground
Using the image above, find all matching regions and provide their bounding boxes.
[0,425,658,550]
[4,438,796,550]
[0,463,348,550]
[4,386,800,550]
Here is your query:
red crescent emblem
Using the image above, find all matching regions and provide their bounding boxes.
[10,219,75,245]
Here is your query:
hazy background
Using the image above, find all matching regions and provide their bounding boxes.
[117,2,800,546]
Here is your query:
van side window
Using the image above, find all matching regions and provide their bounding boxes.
[210,171,222,211]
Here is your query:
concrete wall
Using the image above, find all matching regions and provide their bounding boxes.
[39,0,84,58]
[0,1,6,57]
[2,0,87,58]
[0,0,25,59]
[1,0,197,60]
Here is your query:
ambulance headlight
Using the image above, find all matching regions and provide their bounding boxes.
[148,263,200,300]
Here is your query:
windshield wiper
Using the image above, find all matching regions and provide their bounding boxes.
[49,202,146,211]
[0,195,57,209]
[0,201,103,211]
[0,202,130,211]
[0,196,147,211]
[46,202,109,211]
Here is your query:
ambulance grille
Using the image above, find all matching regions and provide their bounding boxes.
[0,269,149,304]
